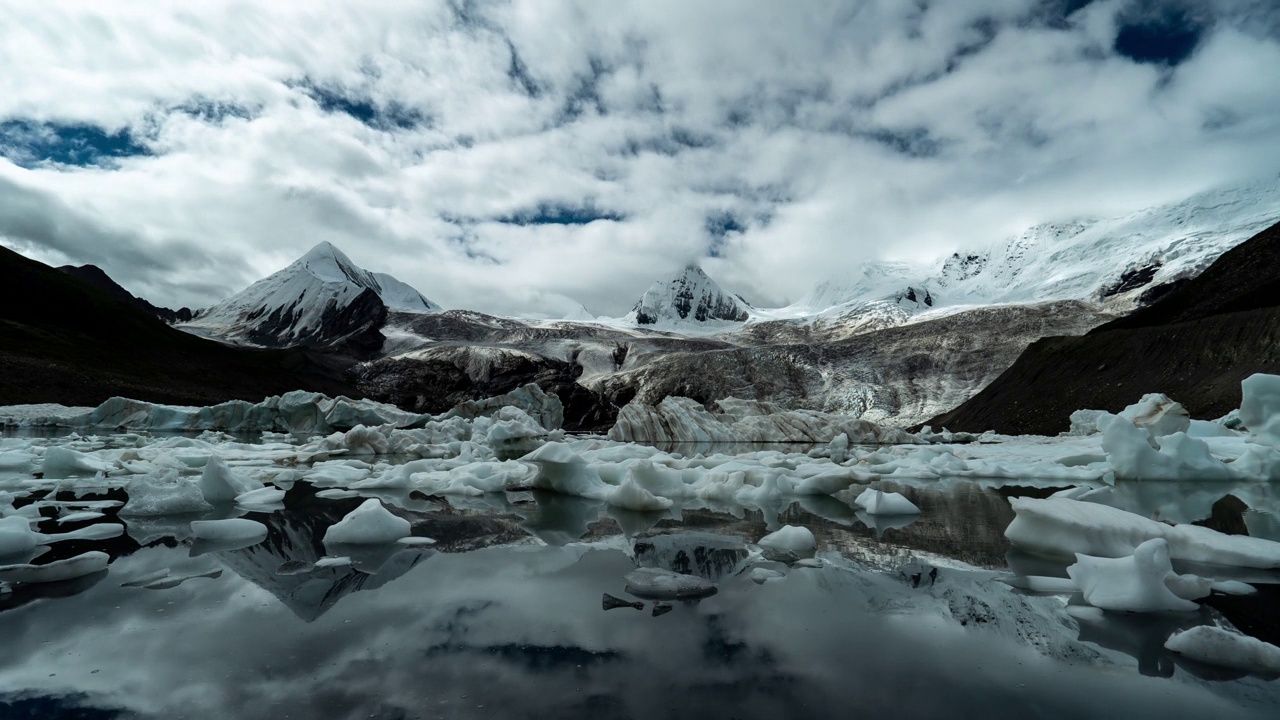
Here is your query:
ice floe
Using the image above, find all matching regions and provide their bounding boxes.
[1006,497,1280,568]
[1066,539,1202,612]
[323,499,411,545]
[758,525,816,559]
[1164,626,1280,675]
[854,488,920,515]
[0,551,109,584]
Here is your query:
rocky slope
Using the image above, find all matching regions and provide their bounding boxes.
[0,245,360,407]
[927,218,1280,435]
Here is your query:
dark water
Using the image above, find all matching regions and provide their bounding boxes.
[2,482,1278,720]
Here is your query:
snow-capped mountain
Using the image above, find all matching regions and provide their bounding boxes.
[182,241,439,349]
[628,265,752,325]
[799,177,1280,320]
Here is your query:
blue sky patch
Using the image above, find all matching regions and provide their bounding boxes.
[0,119,151,168]
[1114,8,1203,65]
[495,202,625,226]
[296,80,428,130]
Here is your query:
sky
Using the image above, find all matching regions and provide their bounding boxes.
[2,0,1279,317]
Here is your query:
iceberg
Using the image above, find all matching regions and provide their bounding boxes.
[1066,539,1201,612]
[1240,373,1280,447]
[1006,497,1280,568]
[1164,626,1280,675]
[323,499,411,545]
[121,470,214,517]
[758,525,817,559]
[853,488,920,515]
[199,456,260,502]
[0,551,109,584]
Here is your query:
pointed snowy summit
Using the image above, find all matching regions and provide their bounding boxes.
[629,265,751,325]
[182,241,439,348]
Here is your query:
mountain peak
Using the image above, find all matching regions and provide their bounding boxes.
[631,265,750,325]
[182,242,439,349]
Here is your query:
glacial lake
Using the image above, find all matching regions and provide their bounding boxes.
[3,478,1279,720]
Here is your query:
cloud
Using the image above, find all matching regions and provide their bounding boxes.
[0,0,1278,315]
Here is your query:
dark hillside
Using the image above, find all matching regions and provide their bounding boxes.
[1,246,360,407]
[926,218,1280,435]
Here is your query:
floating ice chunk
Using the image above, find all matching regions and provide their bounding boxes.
[521,443,608,499]
[1165,626,1280,674]
[199,456,260,502]
[314,556,352,568]
[758,525,816,559]
[38,523,125,544]
[190,518,268,543]
[41,447,112,478]
[0,551,109,584]
[828,433,849,464]
[1229,445,1280,481]
[1103,417,1236,481]
[1049,486,1114,505]
[1068,409,1108,436]
[623,567,717,599]
[1211,580,1257,595]
[121,470,213,517]
[397,536,436,546]
[234,487,286,506]
[478,406,550,450]
[57,511,105,524]
[0,450,35,476]
[1006,497,1280,568]
[1120,394,1191,438]
[1240,373,1280,447]
[0,515,37,557]
[1067,539,1200,612]
[1187,420,1239,438]
[750,567,786,584]
[323,499,410,545]
[853,488,920,515]
[605,478,673,512]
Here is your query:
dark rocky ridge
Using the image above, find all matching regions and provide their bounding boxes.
[0,246,360,407]
[57,264,193,323]
[927,217,1280,435]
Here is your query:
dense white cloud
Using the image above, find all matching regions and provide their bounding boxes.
[1,0,1278,315]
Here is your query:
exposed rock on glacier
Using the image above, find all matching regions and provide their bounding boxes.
[323,499,411,545]
[608,396,919,445]
[1066,539,1201,613]
[629,265,750,325]
[441,383,564,432]
[1005,497,1280,568]
[1164,626,1280,675]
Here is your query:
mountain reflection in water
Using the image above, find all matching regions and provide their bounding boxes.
[0,482,1277,720]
